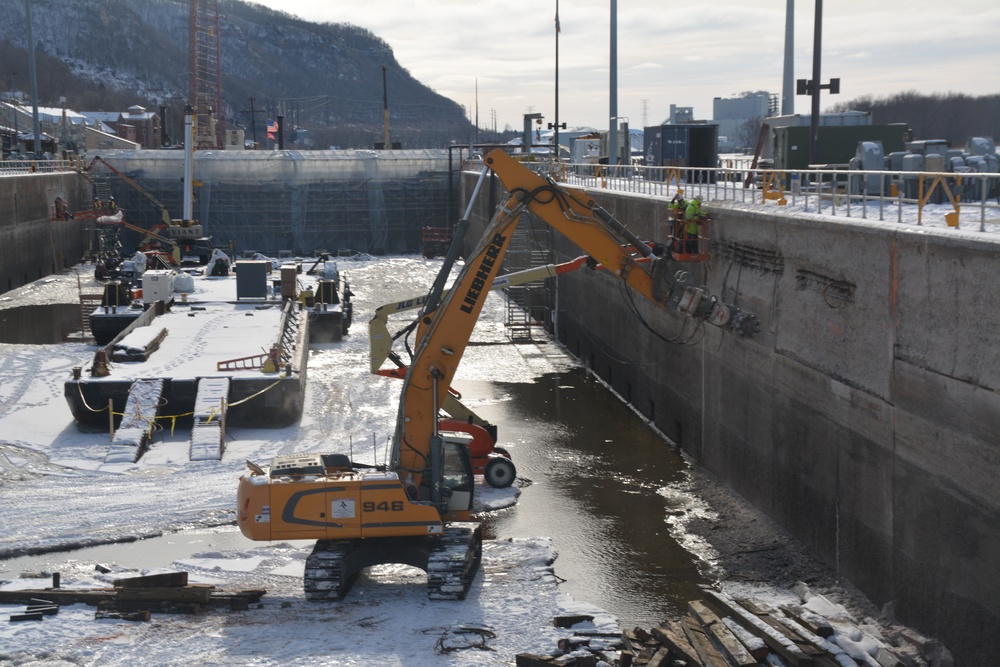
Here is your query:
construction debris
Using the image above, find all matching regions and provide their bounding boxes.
[1,571,265,622]
[517,583,950,667]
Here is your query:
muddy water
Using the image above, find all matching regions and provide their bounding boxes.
[470,366,710,629]
[0,303,86,344]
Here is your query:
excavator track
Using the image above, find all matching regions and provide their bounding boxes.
[427,522,482,601]
[303,539,354,601]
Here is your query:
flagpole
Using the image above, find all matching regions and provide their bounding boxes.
[554,0,560,160]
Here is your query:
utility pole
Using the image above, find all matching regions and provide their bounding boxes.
[553,0,561,157]
[796,0,840,167]
[382,65,391,149]
[782,0,795,115]
[242,96,265,148]
[608,0,618,165]
[24,0,41,155]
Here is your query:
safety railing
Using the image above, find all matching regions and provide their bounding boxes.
[529,161,1000,233]
[0,159,77,175]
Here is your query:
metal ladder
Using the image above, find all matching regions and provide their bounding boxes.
[503,224,550,342]
[91,174,112,207]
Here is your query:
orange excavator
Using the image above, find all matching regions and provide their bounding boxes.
[236,149,759,601]
[368,253,608,488]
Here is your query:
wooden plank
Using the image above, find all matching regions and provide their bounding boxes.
[649,621,702,666]
[25,605,59,616]
[721,616,769,661]
[9,612,44,622]
[621,628,650,654]
[768,606,862,667]
[113,572,189,588]
[553,614,593,628]
[646,647,671,667]
[115,585,213,603]
[0,585,261,613]
[689,600,757,666]
[0,589,117,605]
[701,589,814,665]
[681,616,728,667]
[782,604,835,638]
[738,597,824,655]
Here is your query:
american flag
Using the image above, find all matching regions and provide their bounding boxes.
[266,120,278,138]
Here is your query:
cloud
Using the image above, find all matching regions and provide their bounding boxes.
[257,0,1000,128]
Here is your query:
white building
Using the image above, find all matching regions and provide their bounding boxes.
[713,91,776,152]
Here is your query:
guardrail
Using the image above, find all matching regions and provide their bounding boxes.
[0,159,76,175]
[517,160,1000,233]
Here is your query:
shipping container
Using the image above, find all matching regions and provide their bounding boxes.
[643,124,718,182]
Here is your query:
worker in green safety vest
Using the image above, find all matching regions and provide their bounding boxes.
[683,198,703,254]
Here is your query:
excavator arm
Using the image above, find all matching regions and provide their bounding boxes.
[370,254,597,376]
[391,150,759,494]
[483,149,759,336]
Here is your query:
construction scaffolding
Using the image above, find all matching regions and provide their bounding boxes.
[189,0,224,150]
[502,210,553,342]
[93,150,454,256]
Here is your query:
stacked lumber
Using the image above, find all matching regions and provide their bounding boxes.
[616,585,944,667]
[1,571,265,621]
[516,584,948,667]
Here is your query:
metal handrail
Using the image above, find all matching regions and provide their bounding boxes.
[0,159,76,175]
[532,161,1000,232]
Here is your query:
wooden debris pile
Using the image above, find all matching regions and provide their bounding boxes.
[3,571,265,623]
[516,614,623,666]
[517,584,950,667]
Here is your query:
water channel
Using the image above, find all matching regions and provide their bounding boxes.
[473,367,709,629]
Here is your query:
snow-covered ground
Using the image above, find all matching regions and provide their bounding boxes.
[0,256,621,666]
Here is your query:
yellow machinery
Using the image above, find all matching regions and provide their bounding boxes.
[236,149,759,601]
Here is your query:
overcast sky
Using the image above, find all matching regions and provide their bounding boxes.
[250,0,999,131]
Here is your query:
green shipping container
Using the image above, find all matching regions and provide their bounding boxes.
[773,123,910,171]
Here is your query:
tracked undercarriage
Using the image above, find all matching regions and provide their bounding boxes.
[304,522,483,601]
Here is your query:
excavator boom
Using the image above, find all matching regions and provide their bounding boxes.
[392,150,759,486]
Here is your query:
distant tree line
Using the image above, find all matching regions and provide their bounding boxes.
[829,92,999,148]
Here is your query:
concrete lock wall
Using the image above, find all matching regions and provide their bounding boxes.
[0,173,91,294]
[463,172,999,664]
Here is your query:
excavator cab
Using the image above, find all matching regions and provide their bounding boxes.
[436,433,476,516]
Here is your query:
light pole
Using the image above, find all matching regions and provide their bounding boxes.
[608,0,618,165]
[796,0,840,167]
